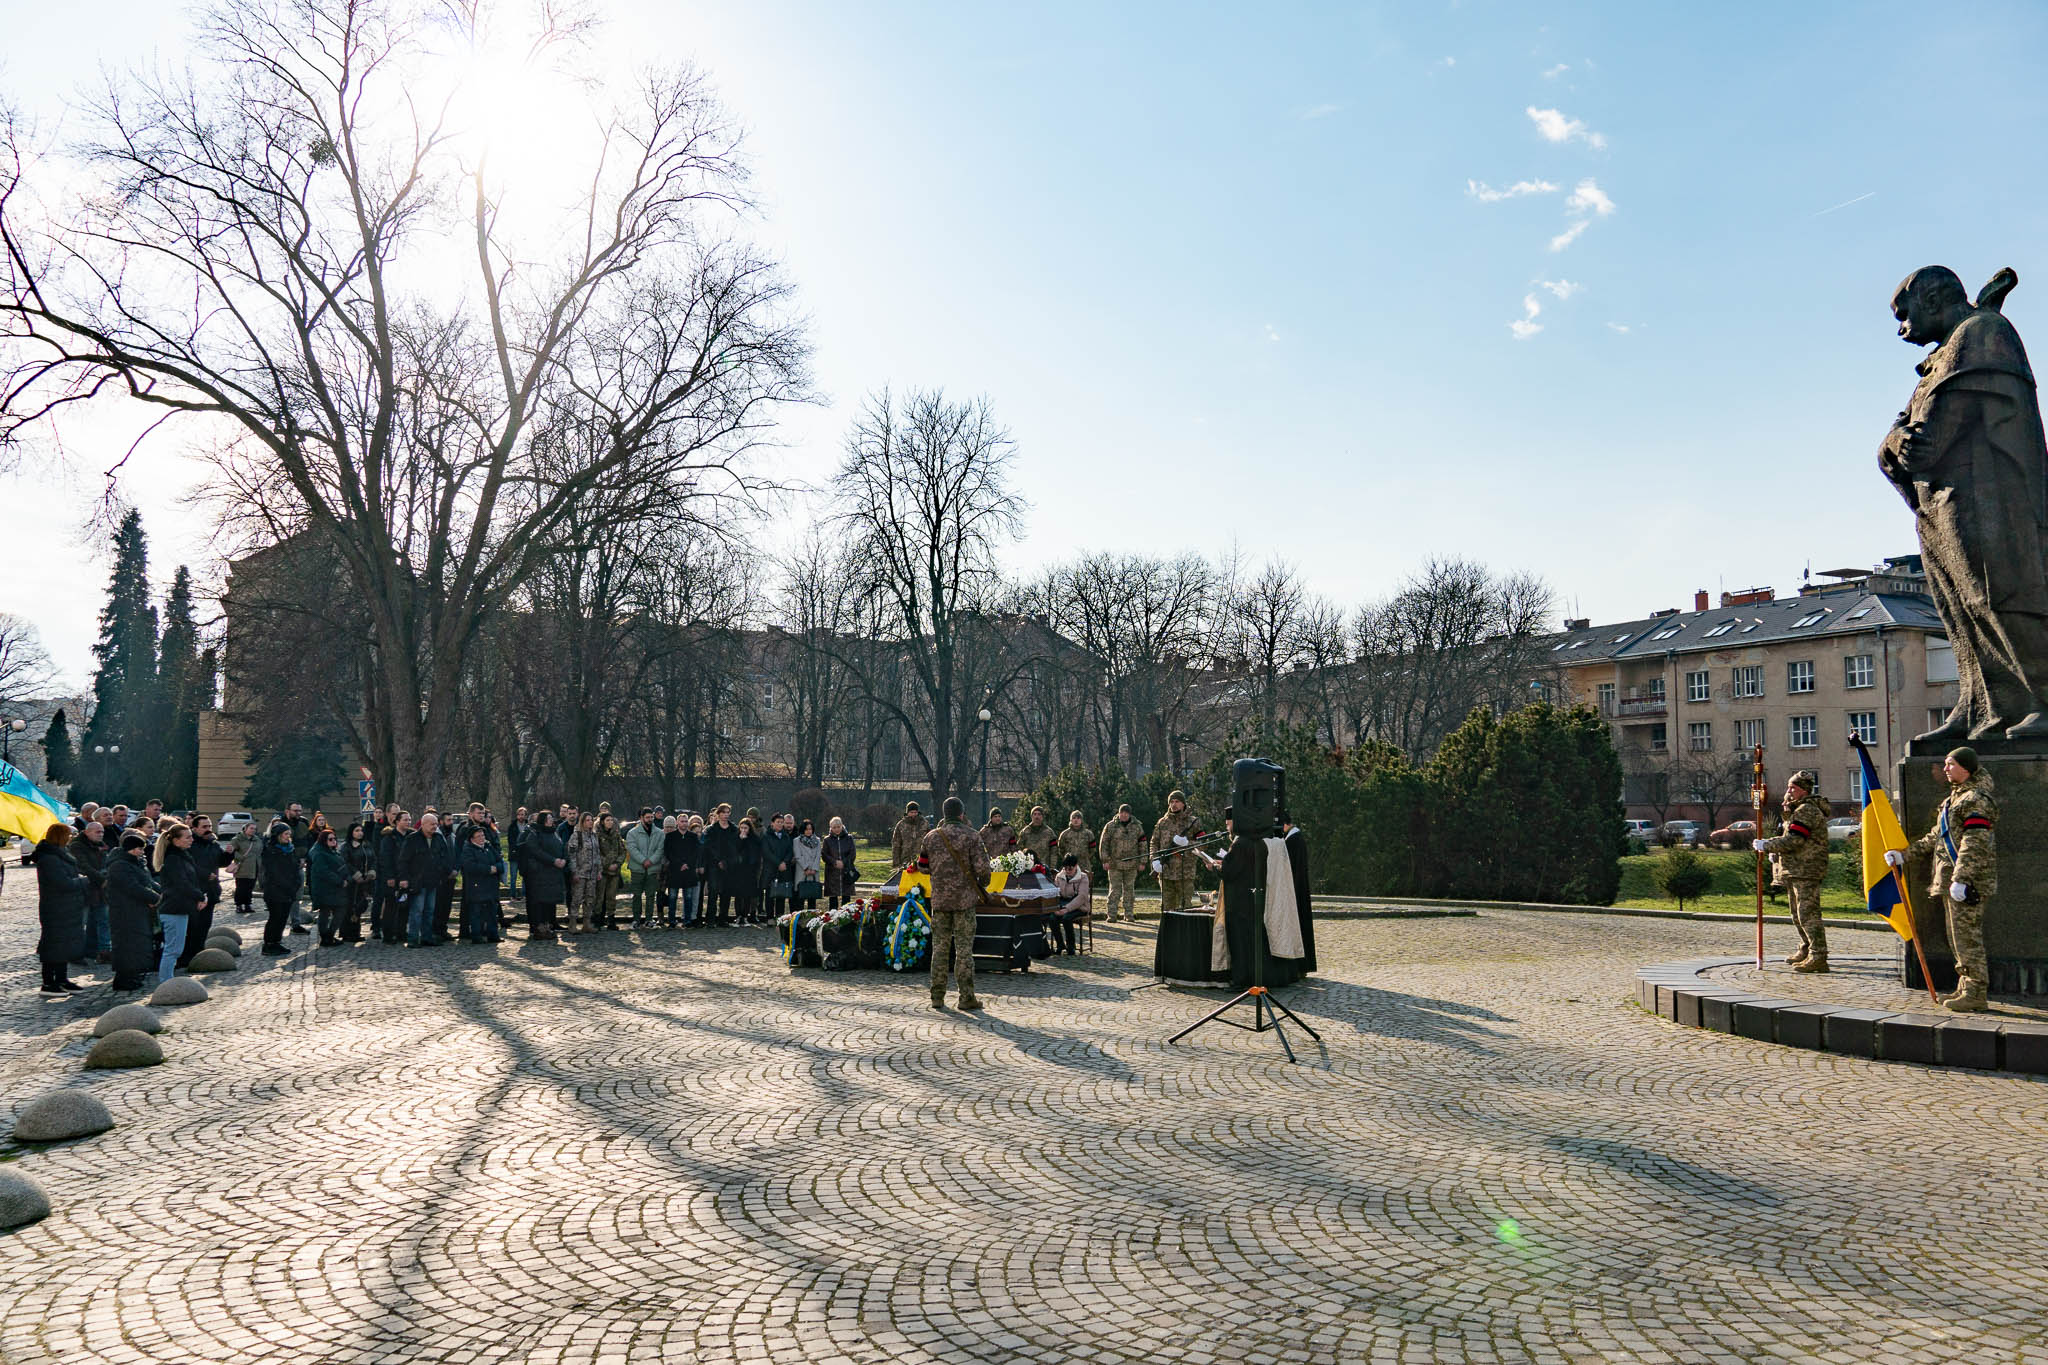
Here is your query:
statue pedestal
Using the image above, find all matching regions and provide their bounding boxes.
[1897,752,2048,995]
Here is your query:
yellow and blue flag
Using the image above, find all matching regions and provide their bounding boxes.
[1852,738,1916,941]
[896,864,932,900]
[0,760,74,844]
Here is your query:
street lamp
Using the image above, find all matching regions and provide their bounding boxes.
[0,718,22,769]
[92,743,119,799]
[977,699,994,824]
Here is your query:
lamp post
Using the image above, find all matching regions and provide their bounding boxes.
[0,718,22,769]
[977,699,993,825]
[93,743,119,799]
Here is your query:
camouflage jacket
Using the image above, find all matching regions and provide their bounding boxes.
[921,820,989,913]
[890,814,927,871]
[979,820,1017,861]
[1152,808,1200,879]
[1017,820,1057,867]
[1759,794,1832,883]
[1098,816,1147,871]
[1911,773,1998,897]
[1055,826,1094,869]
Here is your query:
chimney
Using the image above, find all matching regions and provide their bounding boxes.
[1563,617,1590,631]
[1693,589,1709,612]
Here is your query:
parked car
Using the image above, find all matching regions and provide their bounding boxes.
[1660,820,1703,846]
[1624,819,1657,840]
[1708,820,1758,849]
[216,811,255,839]
[1828,816,1860,843]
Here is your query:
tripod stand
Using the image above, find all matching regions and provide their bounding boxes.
[1168,844,1319,1063]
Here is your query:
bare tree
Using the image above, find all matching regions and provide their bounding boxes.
[1223,558,1310,731]
[0,0,806,796]
[0,613,55,715]
[829,387,1034,809]
[777,531,863,786]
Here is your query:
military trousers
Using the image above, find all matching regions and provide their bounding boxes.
[1160,877,1196,914]
[1946,889,1988,986]
[1788,880,1827,961]
[1104,867,1139,919]
[930,907,978,1002]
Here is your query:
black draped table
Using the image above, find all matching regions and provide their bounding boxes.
[1153,909,1228,987]
[973,908,1051,972]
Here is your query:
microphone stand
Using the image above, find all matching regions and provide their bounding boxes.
[1168,830,1321,1063]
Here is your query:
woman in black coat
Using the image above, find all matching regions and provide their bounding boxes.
[731,816,765,925]
[661,818,696,928]
[458,826,504,944]
[106,831,160,991]
[258,824,303,956]
[32,824,89,994]
[342,822,377,943]
[822,817,859,909]
[519,812,567,941]
[154,823,204,982]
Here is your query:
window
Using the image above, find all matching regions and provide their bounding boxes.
[822,754,840,778]
[1611,634,1630,644]
[1649,723,1667,752]
[1704,621,1736,638]
[746,734,764,752]
[1845,655,1875,689]
[1568,640,1587,649]
[1596,682,1616,711]
[1927,639,1958,684]
[761,683,776,711]
[1740,620,1761,633]
[1793,610,1827,628]
[1688,722,1713,751]
[1733,665,1763,699]
[1686,670,1710,703]
[1646,677,1666,702]
[1651,627,1682,641]
[1929,707,1950,732]
[1790,715,1818,748]
[1846,606,1872,621]
[1848,765,1868,803]
[1735,719,1766,751]
[1552,641,1569,651]
[1849,711,1878,744]
[1787,660,1815,694]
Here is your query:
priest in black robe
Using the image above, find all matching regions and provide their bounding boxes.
[1280,813,1317,975]
[1214,813,1306,992]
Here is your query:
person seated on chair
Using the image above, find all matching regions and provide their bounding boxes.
[1052,854,1092,956]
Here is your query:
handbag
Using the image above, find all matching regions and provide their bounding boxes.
[771,878,795,899]
[796,877,822,900]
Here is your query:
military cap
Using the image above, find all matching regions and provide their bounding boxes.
[1947,746,1980,774]
[1118,803,1132,813]
[1789,769,1819,792]
[1167,789,1186,804]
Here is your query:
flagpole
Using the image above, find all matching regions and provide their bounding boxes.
[1891,866,1940,1006]
[1751,744,1766,968]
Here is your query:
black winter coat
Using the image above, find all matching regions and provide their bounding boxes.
[762,829,796,889]
[345,837,377,886]
[259,838,303,900]
[309,844,350,909]
[459,840,502,903]
[398,829,456,891]
[106,852,160,979]
[664,830,700,888]
[700,822,740,878]
[73,835,110,907]
[376,827,404,886]
[33,839,89,964]
[521,826,568,903]
[191,834,231,892]
[156,844,205,918]
[823,831,859,899]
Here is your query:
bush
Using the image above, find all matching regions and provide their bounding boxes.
[1653,846,1714,910]
[857,802,901,842]
[789,788,832,828]
[1023,762,1197,873]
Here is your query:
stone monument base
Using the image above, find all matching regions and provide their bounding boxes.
[1896,750,2048,996]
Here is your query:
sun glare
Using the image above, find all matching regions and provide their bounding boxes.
[453,40,588,216]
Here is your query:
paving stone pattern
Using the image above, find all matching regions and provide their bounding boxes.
[2,880,2046,1364]
[1706,955,2048,1022]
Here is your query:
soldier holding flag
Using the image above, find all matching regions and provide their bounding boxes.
[1889,747,1999,1013]
[1753,770,1832,972]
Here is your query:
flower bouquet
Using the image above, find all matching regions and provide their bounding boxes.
[884,887,932,972]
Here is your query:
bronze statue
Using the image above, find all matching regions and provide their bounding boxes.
[1881,266,2048,743]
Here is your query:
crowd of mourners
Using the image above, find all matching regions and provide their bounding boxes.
[18,792,1148,998]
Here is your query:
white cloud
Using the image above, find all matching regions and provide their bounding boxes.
[1549,220,1591,252]
[1509,294,1543,340]
[1439,56,1457,68]
[1606,321,1632,334]
[1263,324,1281,343]
[1466,178,1560,202]
[1542,63,1570,79]
[1539,279,1582,300]
[1565,178,1616,216]
[1299,102,1342,121]
[1527,105,1606,149]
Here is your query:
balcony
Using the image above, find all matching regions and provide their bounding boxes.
[1616,694,1667,719]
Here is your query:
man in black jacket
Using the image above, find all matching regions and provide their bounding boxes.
[398,812,457,947]
[374,812,411,944]
[700,804,740,925]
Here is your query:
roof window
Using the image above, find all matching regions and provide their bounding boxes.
[1846,606,1872,620]
[1793,611,1827,628]
[1651,627,1681,641]
[1704,622,1736,638]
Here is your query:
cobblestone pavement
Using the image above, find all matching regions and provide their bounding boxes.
[2,883,2045,1365]
[1706,954,2048,1022]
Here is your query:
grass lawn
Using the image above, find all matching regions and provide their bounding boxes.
[1615,847,1884,918]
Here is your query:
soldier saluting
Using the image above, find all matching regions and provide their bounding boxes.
[1753,770,1832,972]
[1151,790,1200,914]
[1888,747,1998,1012]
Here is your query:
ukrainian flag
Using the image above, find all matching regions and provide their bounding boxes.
[896,865,932,900]
[1852,738,1916,941]
[0,760,74,844]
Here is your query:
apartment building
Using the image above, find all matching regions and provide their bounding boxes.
[1548,557,1956,822]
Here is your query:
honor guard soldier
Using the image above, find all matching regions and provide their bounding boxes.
[1097,804,1146,923]
[1891,746,1998,1012]
[1018,806,1057,868]
[1151,790,1200,914]
[890,802,927,874]
[1054,810,1093,873]
[1754,769,1833,972]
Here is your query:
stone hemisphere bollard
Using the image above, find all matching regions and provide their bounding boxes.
[93,1003,164,1038]
[12,1091,115,1143]
[148,977,209,1007]
[185,947,238,974]
[202,937,242,957]
[85,1029,164,1069]
[206,926,243,945]
[0,1170,51,1229]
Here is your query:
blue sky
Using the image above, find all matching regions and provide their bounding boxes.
[8,0,2048,683]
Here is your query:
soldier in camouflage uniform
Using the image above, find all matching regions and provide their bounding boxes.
[1151,790,1201,914]
[920,797,987,1011]
[979,808,1018,862]
[1017,806,1057,868]
[890,803,927,874]
[1054,811,1093,874]
[1896,746,1999,1012]
[1753,769,1833,971]
[1097,805,1146,922]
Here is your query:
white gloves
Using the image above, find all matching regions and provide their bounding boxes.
[1173,835,1189,847]
[1884,850,1905,868]
[1951,882,1969,902]
[1151,860,1163,875]
[1751,838,1768,853]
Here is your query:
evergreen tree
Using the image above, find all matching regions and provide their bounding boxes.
[79,509,157,799]
[154,567,205,806]
[39,708,74,784]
